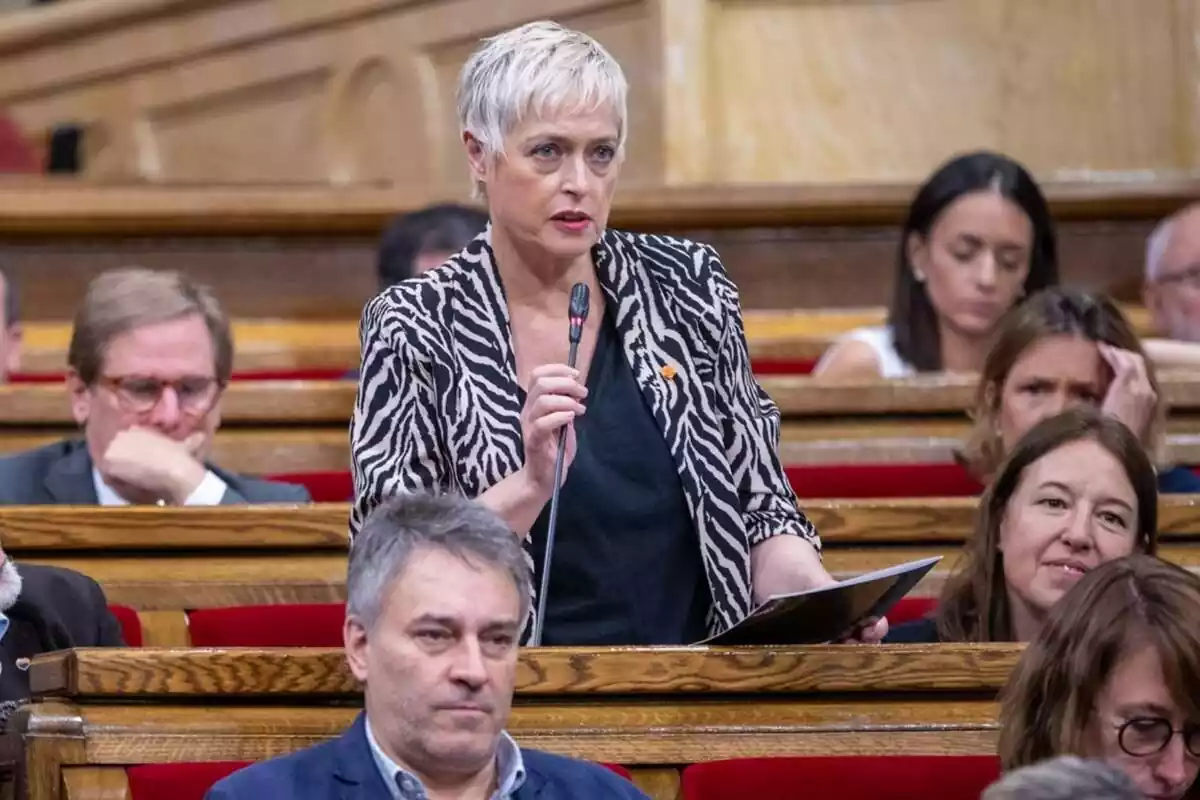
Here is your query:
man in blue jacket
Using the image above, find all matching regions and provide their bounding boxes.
[206,492,648,800]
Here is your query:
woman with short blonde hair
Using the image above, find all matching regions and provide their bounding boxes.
[350,21,859,645]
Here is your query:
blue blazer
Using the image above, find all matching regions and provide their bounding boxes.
[205,714,649,799]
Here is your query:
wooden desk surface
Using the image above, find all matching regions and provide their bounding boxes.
[15,306,1157,374]
[31,645,1022,699]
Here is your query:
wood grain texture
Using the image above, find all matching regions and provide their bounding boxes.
[13,305,1155,374]
[61,767,129,800]
[0,505,348,550]
[15,364,1200,422]
[30,645,1021,699]
[0,180,1191,236]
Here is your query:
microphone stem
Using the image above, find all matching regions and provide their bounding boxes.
[530,336,581,646]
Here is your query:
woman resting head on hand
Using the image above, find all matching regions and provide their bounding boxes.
[887,407,1158,644]
[815,151,1058,379]
[960,287,1192,493]
[998,555,1200,800]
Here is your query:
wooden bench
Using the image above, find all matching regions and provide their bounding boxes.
[9,645,1020,800]
[15,307,1158,376]
[4,500,1200,648]
[0,180,1185,321]
[6,373,1200,472]
[0,505,347,647]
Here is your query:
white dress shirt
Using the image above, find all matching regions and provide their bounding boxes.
[92,467,228,506]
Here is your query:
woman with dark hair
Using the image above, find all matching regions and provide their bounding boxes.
[887,407,1158,644]
[961,286,1199,493]
[816,151,1059,378]
[998,555,1200,799]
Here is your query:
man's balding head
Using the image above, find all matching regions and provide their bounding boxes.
[0,270,21,382]
[1144,204,1200,341]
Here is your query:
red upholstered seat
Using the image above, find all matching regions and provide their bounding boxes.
[128,762,251,800]
[681,756,1001,800]
[265,471,353,502]
[128,760,627,798]
[0,114,40,174]
[108,604,143,647]
[751,358,817,375]
[186,604,345,648]
[886,596,937,626]
[786,463,983,499]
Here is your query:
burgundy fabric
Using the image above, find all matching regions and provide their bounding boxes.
[681,756,1001,800]
[127,762,251,800]
[265,471,354,502]
[127,759,627,798]
[750,358,816,375]
[108,604,143,647]
[0,115,39,173]
[887,597,937,626]
[186,604,346,648]
[786,463,983,499]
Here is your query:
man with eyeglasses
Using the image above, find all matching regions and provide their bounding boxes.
[0,268,310,505]
[1145,205,1200,343]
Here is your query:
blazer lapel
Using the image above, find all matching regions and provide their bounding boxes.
[43,441,100,504]
[333,714,393,799]
[446,234,527,496]
[594,233,705,530]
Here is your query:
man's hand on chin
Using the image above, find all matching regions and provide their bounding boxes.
[98,427,207,505]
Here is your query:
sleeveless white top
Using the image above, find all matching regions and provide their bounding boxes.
[816,325,916,378]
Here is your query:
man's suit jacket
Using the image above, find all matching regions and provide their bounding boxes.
[0,439,311,505]
[0,563,124,718]
[206,713,649,799]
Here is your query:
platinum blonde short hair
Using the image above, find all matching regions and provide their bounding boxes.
[456,20,628,179]
[983,757,1138,800]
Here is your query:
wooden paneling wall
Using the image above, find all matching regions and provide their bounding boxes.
[0,0,1197,188]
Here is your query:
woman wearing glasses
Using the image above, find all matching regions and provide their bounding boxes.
[998,555,1200,800]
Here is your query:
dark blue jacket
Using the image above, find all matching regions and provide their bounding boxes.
[205,714,649,799]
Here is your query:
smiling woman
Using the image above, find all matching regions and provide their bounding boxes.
[886,406,1159,644]
[349,20,856,647]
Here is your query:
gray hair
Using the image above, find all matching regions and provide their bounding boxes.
[456,20,628,192]
[983,757,1138,800]
[1146,214,1175,282]
[347,492,532,630]
[0,269,17,328]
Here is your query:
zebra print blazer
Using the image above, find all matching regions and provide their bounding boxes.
[350,228,820,636]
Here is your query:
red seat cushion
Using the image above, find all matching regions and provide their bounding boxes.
[682,756,1000,800]
[0,115,40,174]
[751,358,816,375]
[128,762,251,800]
[108,604,143,647]
[604,763,632,779]
[187,604,345,648]
[787,463,983,499]
[265,471,353,502]
[887,596,937,626]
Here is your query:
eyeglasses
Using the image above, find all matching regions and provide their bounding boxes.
[1154,265,1200,290]
[96,375,224,416]
[1115,717,1200,758]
